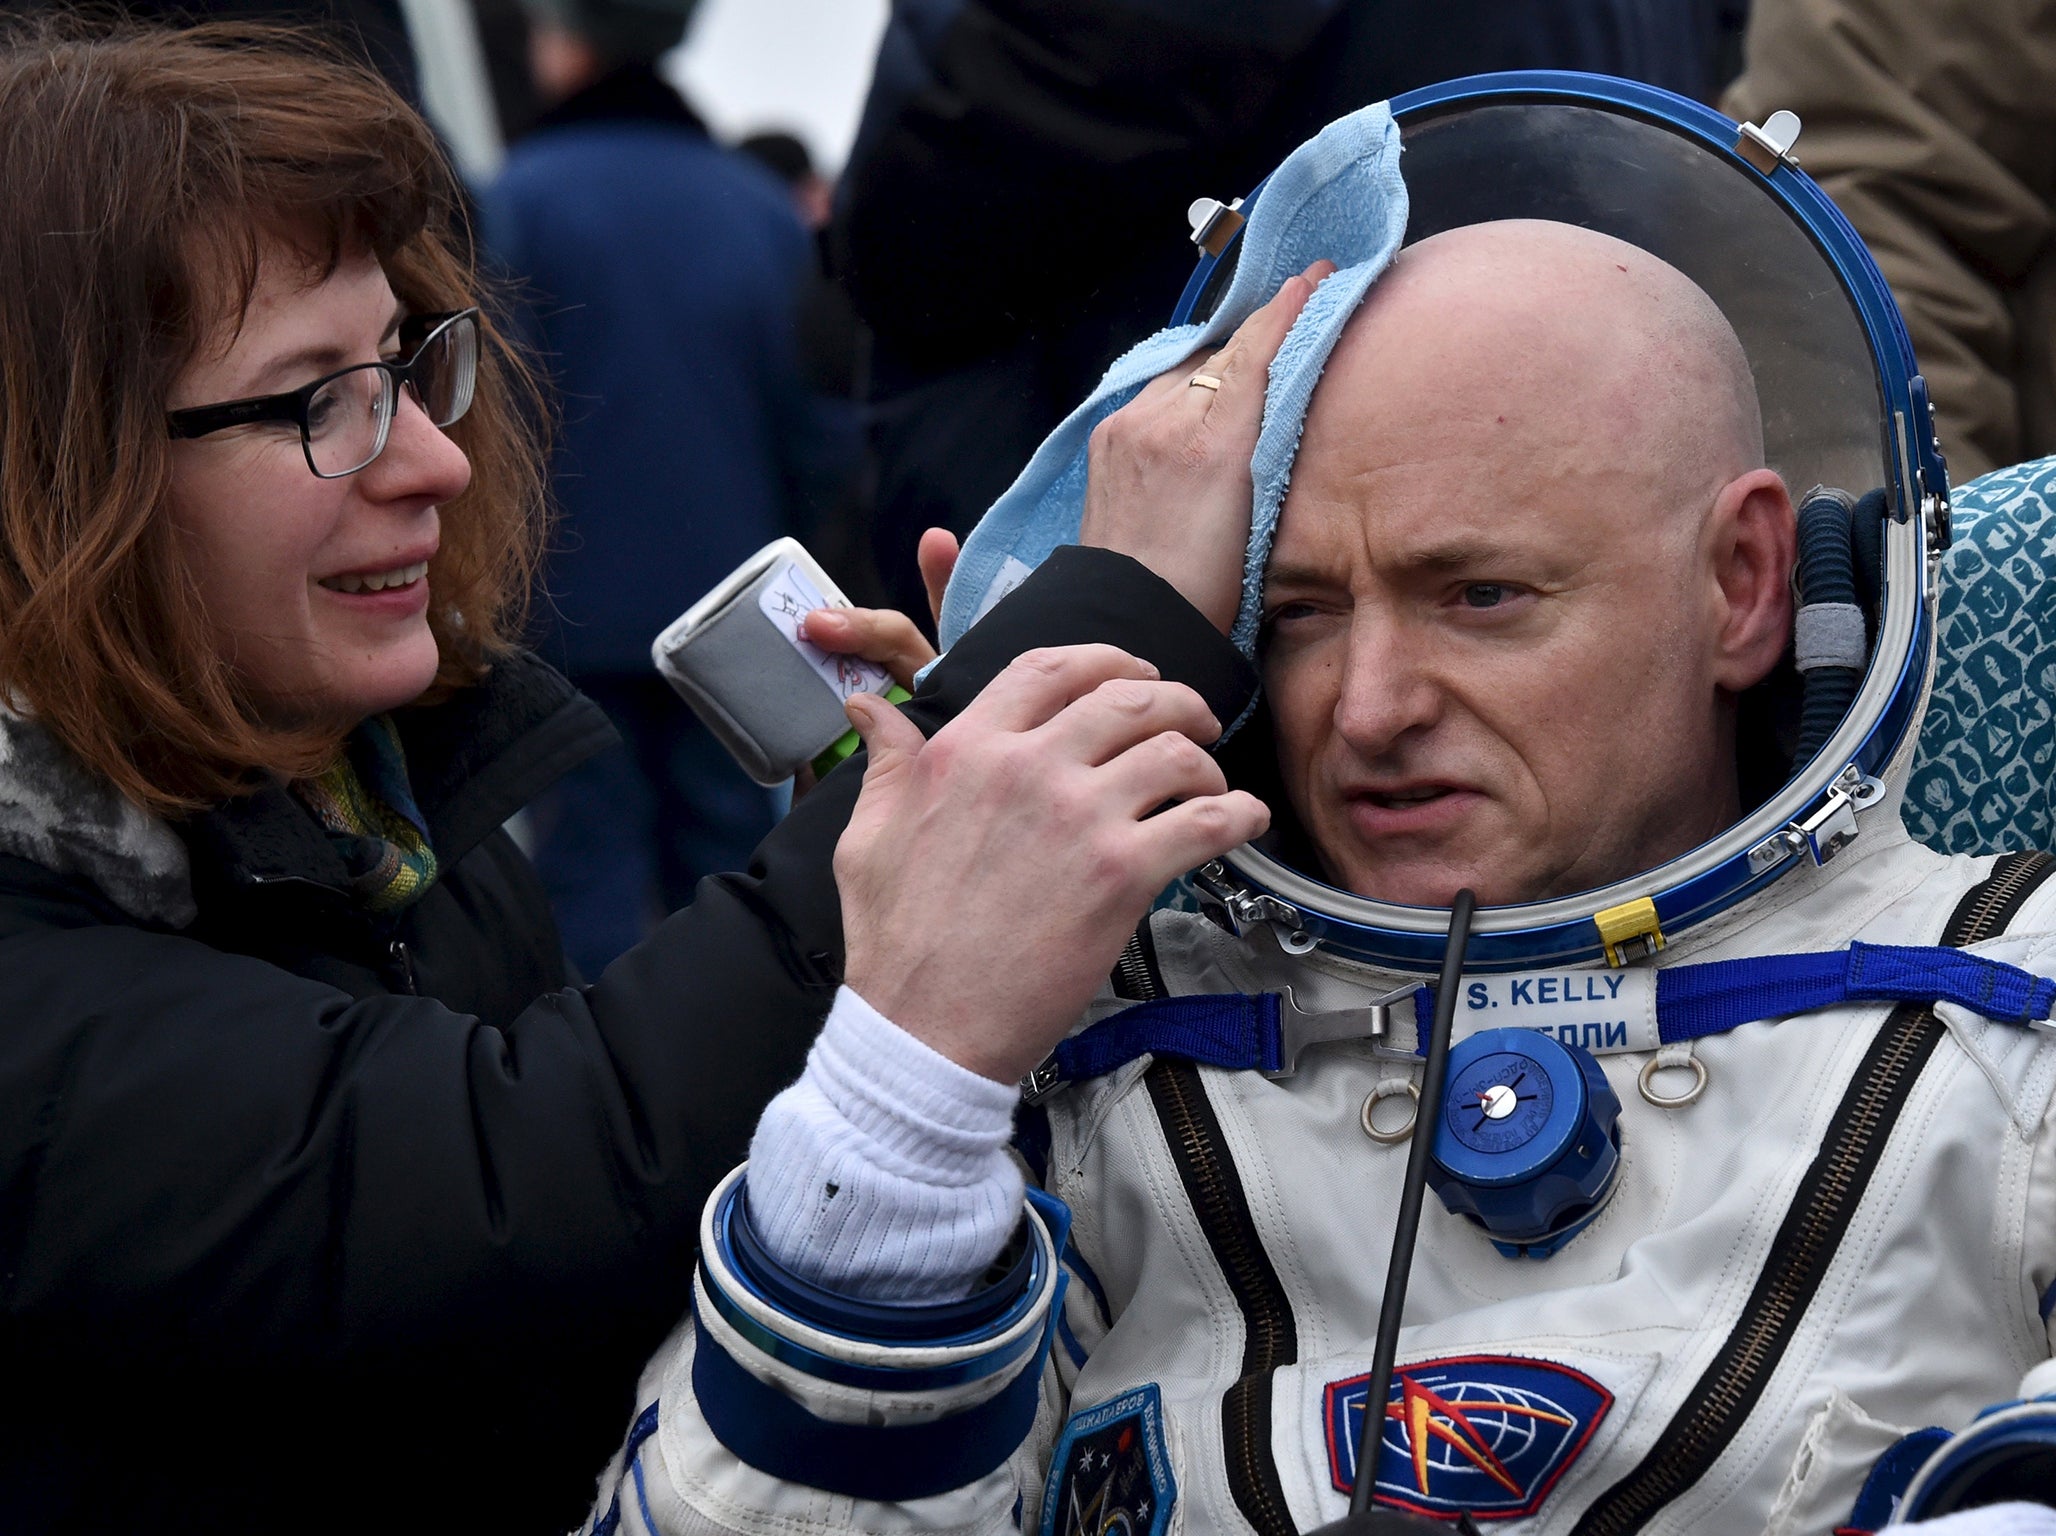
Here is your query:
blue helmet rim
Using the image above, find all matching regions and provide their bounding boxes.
[1175,71,1942,514]
[1177,71,1947,973]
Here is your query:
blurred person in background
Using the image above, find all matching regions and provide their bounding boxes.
[739,127,878,601]
[739,129,837,233]
[1725,2,2056,876]
[1724,0,2056,481]
[482,0,857,975]
[834,0,1752,623]
[470,0,547,142]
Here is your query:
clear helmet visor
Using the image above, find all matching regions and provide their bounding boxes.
[1178,75,1951,972]
[1401,97,1882,500]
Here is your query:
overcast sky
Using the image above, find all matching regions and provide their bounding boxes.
[665,0,891,173]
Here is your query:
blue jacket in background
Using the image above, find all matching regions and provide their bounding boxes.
[483,66,856,676]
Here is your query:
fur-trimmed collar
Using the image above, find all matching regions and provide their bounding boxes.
[0,705,196,929]
[0,655,615,934]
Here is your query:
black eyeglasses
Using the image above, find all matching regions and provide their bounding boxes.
[166,308,480,479]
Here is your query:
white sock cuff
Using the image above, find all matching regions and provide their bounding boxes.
[809,986,1022,1178]
[743,986,1026,1302]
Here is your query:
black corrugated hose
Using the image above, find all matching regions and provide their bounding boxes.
[1792,486,1863,767]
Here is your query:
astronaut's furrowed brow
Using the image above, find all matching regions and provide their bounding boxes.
[1265,529,1561,595]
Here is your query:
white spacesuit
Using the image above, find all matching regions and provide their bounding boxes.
[588,796,2056,1536]
[580,76,2056,1536]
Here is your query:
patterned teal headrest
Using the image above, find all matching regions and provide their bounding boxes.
[1905,454,2056,856]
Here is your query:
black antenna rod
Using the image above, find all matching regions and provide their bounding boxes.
[1348,888,1477,1517]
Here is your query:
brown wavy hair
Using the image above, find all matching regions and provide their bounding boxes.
[0,17,547,815]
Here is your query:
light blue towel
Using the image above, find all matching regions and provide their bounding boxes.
[937,102,1410,664]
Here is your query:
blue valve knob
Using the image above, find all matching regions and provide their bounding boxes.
[1427,1028,1623,1260]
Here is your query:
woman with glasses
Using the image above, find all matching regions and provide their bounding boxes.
[0,13,1292,1533]
[0,21,930,1534]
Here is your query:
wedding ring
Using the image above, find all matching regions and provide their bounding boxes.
[1187,373,1223,391]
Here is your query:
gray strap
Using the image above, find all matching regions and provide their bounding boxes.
[1794,602,1867,672]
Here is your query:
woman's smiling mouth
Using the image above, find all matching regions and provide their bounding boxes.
[319,559,428,594]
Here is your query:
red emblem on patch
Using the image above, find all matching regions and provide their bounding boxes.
[1324,1354,1613,1521]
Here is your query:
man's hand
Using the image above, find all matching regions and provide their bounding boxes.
[1081,261,1335,633]
[836,644,1270,1085]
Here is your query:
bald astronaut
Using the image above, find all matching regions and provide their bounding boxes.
[579,223,2056,1535]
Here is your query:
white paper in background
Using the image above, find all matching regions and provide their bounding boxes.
[758,561,894,703]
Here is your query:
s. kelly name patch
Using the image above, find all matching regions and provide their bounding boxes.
[1399,968,1659,1055]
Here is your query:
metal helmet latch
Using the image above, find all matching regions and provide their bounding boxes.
[1735,110,1802,174]
[1194,859,1314,953]
[1187,196,1246,255]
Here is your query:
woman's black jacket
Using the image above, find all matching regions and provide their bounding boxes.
[0,549,1252,1535]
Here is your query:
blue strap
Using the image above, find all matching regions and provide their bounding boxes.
[590,1401,660,1536]
[1849,941,2055,1020]
[1050,993,1280,1080]
[1656,941,2056,1043]
[1040,943,2055,1089]
[1655,950,1849,1042]
[691,1299,1052,1502]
